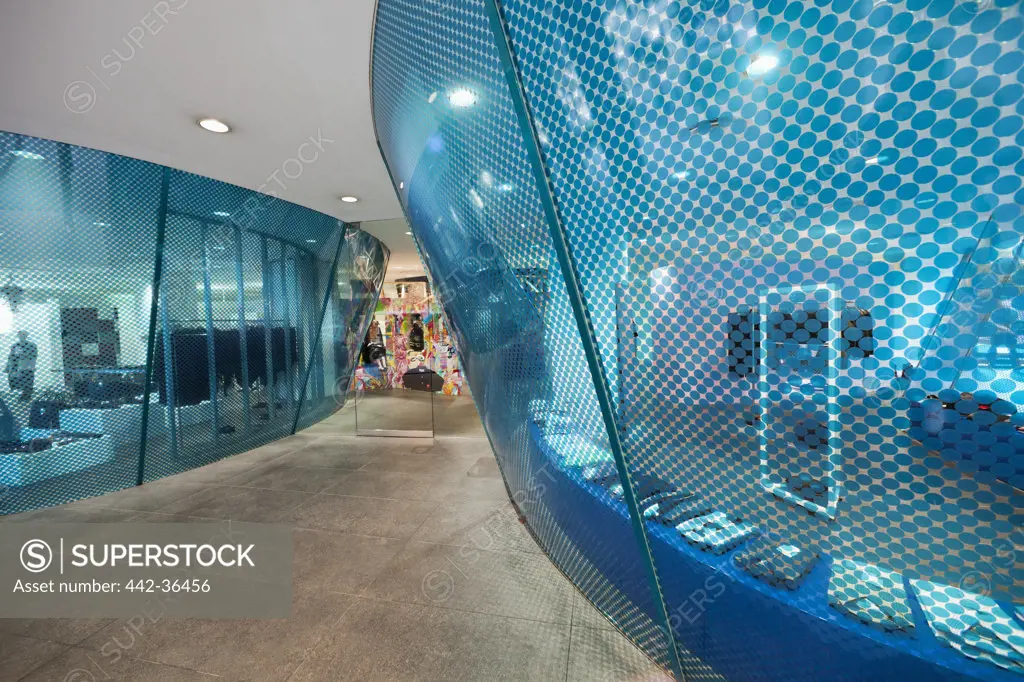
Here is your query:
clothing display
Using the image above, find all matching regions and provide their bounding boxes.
[733,538,819,590]
[828,559,915,634]
[913,579,1024,674]
[154,325,298,406]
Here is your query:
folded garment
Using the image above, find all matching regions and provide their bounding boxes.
[912,578,1024,674]
[734,537,819,590]
[828,559,914,633]
[676,511,759,554]
[640,490,692,518]
[655,497,713,526]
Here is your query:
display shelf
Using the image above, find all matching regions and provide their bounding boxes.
[528,417,1020,682]
[0,435,114,487]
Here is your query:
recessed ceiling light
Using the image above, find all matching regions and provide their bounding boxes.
[399,181,405,190]
[306,239,317,243]
[213,211,231,217]
[198,118,231,133]
[448,88,477,107]
[405,231,412,235]
[340,196,359,203]
[747,54,779,77]
[9,150,44,160]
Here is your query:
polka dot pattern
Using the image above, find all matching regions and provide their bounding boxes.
[502,0,1023,668]
[372,0,1024,677]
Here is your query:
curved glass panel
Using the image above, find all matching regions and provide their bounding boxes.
[373,0,1023,679]
[0,130,386,514]
[372,0,679,669]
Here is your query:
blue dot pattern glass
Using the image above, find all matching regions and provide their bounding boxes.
[371,0,1023,679]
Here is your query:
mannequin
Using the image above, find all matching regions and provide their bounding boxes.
[5,331,37,401]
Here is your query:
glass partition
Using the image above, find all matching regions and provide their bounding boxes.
[0,131,388,514]
[372,0,1024,679]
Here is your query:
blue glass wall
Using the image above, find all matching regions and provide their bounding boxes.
[371,0,1022,679]
[0,131,387,513]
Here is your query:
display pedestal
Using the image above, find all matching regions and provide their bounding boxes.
[59,402,167,445]
[0,436,115,487]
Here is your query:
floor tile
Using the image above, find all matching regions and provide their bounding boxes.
[285,493,434,539]
[360,451,479,477]
[320,469,446,501]
[572,590,617,631]
[290,598,569,682]
[76,590,354,681]
[414,498,540,553]
[466,456,503,478]
[0,618,112,646]
[20,646,219,681]
[365,541,574,624]
[567,626,669,682]
[5,505,137,524]
[164,457,263,486]
[161,485,312,522]
[276,443,378,470]
[0,632,68,680]
[223,462,355,493]
[75,481,206,513]
[293,528,405,595]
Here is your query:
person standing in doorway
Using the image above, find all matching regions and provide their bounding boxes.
[5,331,37,401]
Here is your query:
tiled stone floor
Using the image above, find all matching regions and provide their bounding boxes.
[0,394,666,681]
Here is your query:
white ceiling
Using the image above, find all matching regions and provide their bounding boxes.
[0,0,421,275]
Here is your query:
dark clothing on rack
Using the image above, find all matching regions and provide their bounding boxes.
[153,325,298,406]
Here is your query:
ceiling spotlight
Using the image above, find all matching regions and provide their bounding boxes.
[448,88,477,108]
[340,195,359,203]
[405,231,412,235]
[747,54,779,78]
[213,211,231,217]
[9,150,45,160]
[198,118,231,133]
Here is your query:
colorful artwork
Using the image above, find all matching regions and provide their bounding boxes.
[352,295,465,394]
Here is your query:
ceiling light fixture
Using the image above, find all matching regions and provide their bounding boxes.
[747,54,779,77]
[9,150,45,160]
[198,118,231,133]
[306,239,317,243]
[448,88,477,108]
[213,211,231,217]
[340,195,359,203]
[405,231,412,235]
[93,221,109,227]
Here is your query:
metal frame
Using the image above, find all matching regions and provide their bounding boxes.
[292,223,350,434]
[136,166,171,485]
[481,2,687,678]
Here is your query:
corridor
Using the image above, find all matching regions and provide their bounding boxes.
[1,396,663,681]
